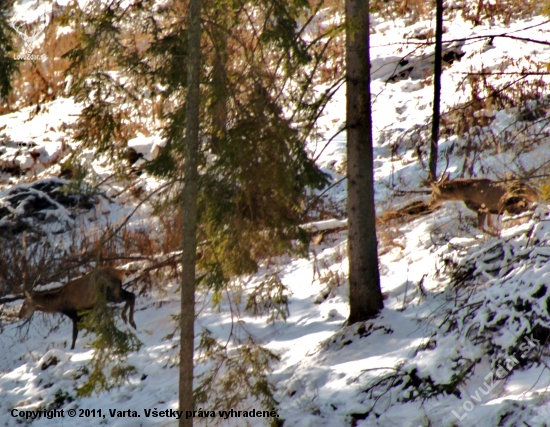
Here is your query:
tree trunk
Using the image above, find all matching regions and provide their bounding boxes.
[179,0,202,425]
[346,0,383,323]
[210,7,228,154]
[429,0,444,181]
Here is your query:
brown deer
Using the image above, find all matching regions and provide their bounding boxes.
[429,175,538,235]
[18,267,136,350]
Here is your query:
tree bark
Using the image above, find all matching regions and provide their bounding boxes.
[346,0,383,323]
[429,0,444,181]
[179,0,202,425]
[210,6,228,154]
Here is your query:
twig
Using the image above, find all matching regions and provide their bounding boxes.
[303,176,347,216]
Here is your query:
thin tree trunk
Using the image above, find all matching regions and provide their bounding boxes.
[179,0,202,425]
[429,0,444,181]
[346,0,383,323]
[210,8,228,154]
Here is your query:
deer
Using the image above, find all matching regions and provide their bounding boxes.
[18,267,136,350]
[429,174,538,235]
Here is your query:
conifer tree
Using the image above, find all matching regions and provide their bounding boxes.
[429,0,444,181]
[0,1,17,105]
[346,0,384,323]
[66,0,330,283]
[180,0,201,423]
[64,0,337,417]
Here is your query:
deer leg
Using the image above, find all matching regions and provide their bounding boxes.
[68,313,79,350]
[121,290,136,330]
[486,213,499,233]
[477,212,498,236]
[128,293,136,330]
[487,213,495,230]
[477,212,487,231]
[121,303,128,324]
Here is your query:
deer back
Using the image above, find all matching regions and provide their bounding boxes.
[19,267,127,318]
[62,267,126,309]
[430,178,507,212]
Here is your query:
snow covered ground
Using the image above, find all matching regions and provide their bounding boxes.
[2,3,550,427]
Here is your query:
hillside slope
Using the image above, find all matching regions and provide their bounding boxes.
[2,3,550,427]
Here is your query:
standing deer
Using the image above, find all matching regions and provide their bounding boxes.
[429,175,538,235]
[18,267,136,350]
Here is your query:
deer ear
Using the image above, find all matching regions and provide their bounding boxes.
[24,290,31,299]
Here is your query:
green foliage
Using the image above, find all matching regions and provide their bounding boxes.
[195,330,282,427]
[258,0,311,66]
[245,275,290,323]
[65,0,159,156]
[58,159,100,196]
[47,389,74,411]
[147,26,188,91]
[193,23,328,278]
[196,86,327,278]
[63,0,335,414]
[64,0,330,283]
[0,0,18,102]
[75,279,142,397]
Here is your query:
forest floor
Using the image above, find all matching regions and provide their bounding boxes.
[2,3,550,427]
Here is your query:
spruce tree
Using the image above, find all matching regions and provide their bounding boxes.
[346,0,384,322]
[429,0,444,181]
[66,0,330,284]
[180,0,202,423]
[63,0,338,418]
[0,1,17,105]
